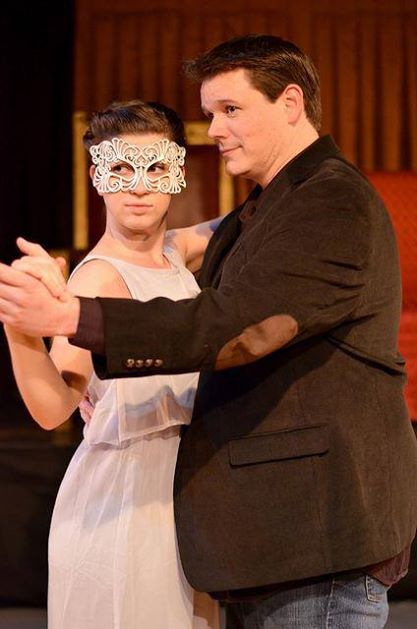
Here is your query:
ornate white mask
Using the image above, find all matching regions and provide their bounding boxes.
[89,137,186,194]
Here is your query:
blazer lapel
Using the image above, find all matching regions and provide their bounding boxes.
[199,206,243,289]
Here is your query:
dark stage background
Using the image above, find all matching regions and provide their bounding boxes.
[0,0,74,430]
[0,0,80,607]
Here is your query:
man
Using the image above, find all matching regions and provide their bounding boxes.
[1,35,416,628]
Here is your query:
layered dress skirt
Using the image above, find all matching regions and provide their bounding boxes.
[48,249,219,629]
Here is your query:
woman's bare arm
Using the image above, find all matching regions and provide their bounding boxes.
[167,216,223,271]
[4,260,130,430]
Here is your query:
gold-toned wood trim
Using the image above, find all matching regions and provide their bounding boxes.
[72,111,89,250]
[185,121,214,145]
[185,121,234,215]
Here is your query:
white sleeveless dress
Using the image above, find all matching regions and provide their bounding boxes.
[48,247,219,629]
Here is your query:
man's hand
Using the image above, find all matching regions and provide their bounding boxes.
[0,262,80,337]
[12,237,69,301]
[79,394,95,424]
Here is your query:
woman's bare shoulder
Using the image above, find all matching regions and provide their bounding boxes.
[68,258,131,299]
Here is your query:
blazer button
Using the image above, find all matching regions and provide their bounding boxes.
[135,359,144,368]
[124,358,135,369]
[144,358,154,367]
[154,359,164,367]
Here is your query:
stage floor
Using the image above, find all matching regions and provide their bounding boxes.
[0,601,416,628]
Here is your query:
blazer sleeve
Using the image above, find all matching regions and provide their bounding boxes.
[90,174,371,379]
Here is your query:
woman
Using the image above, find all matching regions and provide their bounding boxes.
[4,100,220,629]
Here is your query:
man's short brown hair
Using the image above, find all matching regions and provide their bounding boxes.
[184,34,321,131]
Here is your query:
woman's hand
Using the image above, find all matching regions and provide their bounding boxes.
[11,237,70,301]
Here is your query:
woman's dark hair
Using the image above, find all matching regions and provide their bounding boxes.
[184,34,321,131]
[83,100,186,149]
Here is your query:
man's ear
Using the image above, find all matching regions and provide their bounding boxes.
[282,84,304,124]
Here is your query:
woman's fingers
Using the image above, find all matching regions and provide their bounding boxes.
[16,237,51,258]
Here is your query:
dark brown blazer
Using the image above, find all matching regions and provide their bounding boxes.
[93,136,417,592]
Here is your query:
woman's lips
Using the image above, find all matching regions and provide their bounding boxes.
[125,204,152,209]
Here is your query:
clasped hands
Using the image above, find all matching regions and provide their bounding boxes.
[0,238,93,422]
[11,238,69,300]
[0,237,79,337]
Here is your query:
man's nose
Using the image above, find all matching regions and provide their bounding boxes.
[207,115,226,140]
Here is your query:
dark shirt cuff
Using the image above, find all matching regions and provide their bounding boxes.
[365,545,411,586]
[69,296,105,355]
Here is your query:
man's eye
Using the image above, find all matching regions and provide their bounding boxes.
[225,105,238,115]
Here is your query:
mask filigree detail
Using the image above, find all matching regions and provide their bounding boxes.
[90,138,186,194]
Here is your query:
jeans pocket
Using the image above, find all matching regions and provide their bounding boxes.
[365,575,388,603]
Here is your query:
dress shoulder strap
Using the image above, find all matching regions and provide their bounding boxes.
[163,240,187,272]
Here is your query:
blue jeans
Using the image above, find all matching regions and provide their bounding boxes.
[225,572,389,628]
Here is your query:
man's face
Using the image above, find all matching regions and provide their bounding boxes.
[201,68,291,188]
